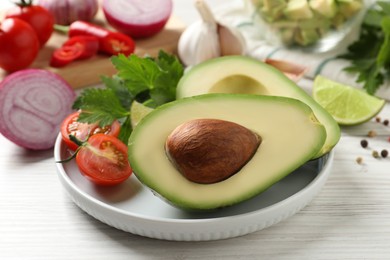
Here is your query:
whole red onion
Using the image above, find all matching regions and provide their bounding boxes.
[36,0,99,25]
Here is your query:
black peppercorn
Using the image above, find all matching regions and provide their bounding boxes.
[381,149,388,158]
[360,139,368,148]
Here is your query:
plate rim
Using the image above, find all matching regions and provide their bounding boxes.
[54,133,334,240]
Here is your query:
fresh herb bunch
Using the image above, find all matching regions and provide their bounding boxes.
[72,50,184,143]
[340,1,390,95]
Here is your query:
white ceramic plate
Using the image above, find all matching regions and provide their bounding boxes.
[54,134,334,241]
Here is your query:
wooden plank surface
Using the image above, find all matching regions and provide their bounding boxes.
[0,11,185,89]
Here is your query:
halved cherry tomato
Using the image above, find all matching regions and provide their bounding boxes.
[76,134,132,186]
[60,111,121,151]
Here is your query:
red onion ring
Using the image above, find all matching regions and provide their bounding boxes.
[0,69,76,150]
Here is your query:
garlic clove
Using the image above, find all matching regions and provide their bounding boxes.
[265,59,308,82]
[194,0,217,29]
[218,23,246,56]
[178,0,247,66]
[178,0,221,66]
[178,20,221,67]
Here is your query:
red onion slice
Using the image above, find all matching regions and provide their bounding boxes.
[36,0,99,25]
[102,0,173,38]
[0,69,76,150]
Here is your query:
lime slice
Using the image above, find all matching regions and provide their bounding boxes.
[313,75,386,125]
[130,101,154,128]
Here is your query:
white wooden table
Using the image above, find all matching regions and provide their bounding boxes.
[1,1,390,259]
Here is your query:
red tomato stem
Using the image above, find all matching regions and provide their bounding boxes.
[18,0,33,7]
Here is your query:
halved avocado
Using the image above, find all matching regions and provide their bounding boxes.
[176,56,340,158]
[128,94,326,210]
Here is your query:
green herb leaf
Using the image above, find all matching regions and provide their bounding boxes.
[112,54,160,97]
[152,50,185,105]
[101,75,134,110]
[341,1,390,95]
[117,116,133,145]
[73,50,184,144]
[73,88,129,127]
[377,17,390,68]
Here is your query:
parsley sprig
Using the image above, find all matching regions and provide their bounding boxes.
[340,1,390,95]
[72,50,184,143]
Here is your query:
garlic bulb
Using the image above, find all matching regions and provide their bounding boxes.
[178,0,246,67]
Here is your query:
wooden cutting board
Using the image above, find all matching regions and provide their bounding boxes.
[0,11,185,89]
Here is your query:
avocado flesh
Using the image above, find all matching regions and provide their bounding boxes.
[284,0,314,20]
[176,56,340,158]
[128,94,326,210]
[309,0,337,18]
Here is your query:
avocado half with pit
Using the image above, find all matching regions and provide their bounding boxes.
[128,94,326,210]
[176,56,340,158]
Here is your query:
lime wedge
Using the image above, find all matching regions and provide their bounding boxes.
[130,101,154,128]
[313,75,386,125]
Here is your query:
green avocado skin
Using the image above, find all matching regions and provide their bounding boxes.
[128,94,326,211]
[176,55,340,159]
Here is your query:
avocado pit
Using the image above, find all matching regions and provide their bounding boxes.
[165,118,261,184]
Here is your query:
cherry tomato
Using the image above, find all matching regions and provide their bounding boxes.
[5,4,54,46]
[0,18,39,72]
[76,134,132,186]
[60,111,121,151]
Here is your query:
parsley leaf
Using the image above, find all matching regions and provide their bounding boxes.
[112,54,160,97]
[112,50,184,107]
[340,1,390,95]
[73,88,129,126]
[72,50,184,143]
[101,75,134,110]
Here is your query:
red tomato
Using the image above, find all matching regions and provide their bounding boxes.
[60,111,121,151]
[76,134,132,186]
[5,4,54,46]
[0,18,39,72]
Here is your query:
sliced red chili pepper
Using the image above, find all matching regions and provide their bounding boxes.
[63,35,99,59]
[50,45,83,67]
[68,21,135,56]
[101,32,135,56]
[69,21,109,39]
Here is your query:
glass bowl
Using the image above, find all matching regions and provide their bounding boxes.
[246,0,367,53]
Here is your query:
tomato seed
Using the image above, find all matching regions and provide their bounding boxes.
[372,150,380,158]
